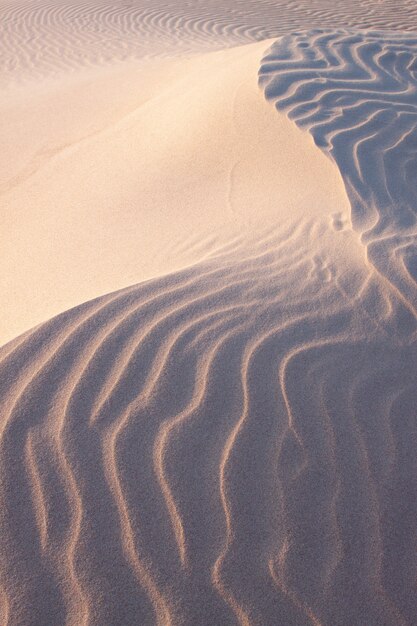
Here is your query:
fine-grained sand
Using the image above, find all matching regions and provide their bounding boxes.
[1,2,416,625]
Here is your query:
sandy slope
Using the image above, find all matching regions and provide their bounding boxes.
[1,2,417,626]
[0,40,349,345]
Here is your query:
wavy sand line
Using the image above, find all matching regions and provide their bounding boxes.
[87,228,313,432]
[4,0,417,83]
[102,422,173,626]
[24,431,49,551]
[153,319,244,569]
[211,315,349,624]
[260,29,417,325]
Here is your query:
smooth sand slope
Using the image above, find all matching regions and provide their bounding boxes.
[0,40,349,345]
[1,2,417,626]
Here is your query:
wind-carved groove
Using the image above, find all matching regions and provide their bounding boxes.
[267,329,352,625]
[211,331,259,626]
[211,301,357,626]
[103,419,174,626]
[316,347,417,626]
[153,313,244,570]
[259,29,417,330]
[24,431,49,551]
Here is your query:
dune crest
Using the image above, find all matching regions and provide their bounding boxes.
[0,39,349,346]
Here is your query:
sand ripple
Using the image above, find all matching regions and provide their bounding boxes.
[260,29,417,327]
[1,219,416,624]
[3,1,417,84]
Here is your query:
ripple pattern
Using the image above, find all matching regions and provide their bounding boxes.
[3,1,417,84]
[1,221,416,625]
[260,29,417,325]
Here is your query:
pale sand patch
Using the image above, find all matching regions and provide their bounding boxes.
[0,40,350,346]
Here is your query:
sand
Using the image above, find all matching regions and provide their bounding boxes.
[1,1,416,625]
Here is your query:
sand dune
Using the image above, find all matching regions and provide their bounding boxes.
[0,39,349,346]
[1,1,417,625]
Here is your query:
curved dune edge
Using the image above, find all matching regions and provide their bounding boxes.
[0,39,349,346]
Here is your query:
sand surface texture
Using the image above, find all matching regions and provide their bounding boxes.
[1,2,417,625]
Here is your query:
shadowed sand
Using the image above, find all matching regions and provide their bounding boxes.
[1,2,417,626]
[260,29,417,325]
[1,218,416,625]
